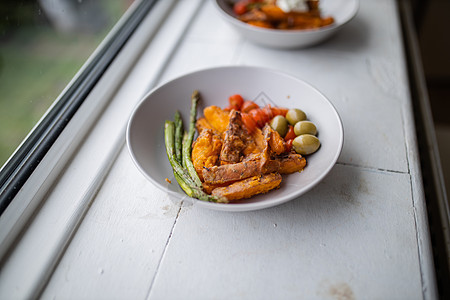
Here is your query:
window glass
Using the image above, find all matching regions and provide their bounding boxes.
[0,0,135,167]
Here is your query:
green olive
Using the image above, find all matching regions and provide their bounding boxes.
[286,108,307,125]
[292,134,320,155]
[270,115,288,137]
[294,121,317,136]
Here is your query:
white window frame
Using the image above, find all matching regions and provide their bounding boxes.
[0,0,200,263]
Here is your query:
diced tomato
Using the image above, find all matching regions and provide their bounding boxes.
[262,105,273,121]
[249,108,266,128]
[285,139,293,153]
[241,112,257,133]
[271,106,288,117]
[249,108,268,128]
[284,125,296,140]
[233,1,248,15]
[241,100,259,113]
[228,94,244,111]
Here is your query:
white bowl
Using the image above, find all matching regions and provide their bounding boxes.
[126,66,343,212]
[213,0,359,49]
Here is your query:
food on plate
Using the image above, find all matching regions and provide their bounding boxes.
[292,134,320,155]
[211,173,282,201]
[203,105,230,133]
[231,0,334,30]
[285,108,307,124]
[191,129,223,181]
[270,115,289,137]
[164,90,320,203]
[164,91,225,203]
[293,120,317,136]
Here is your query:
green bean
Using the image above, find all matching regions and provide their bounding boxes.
[182,131,203,188]
[183,90,199,165]
[174,111,183,164]
[164,120,197,187]
[165,114,226,203]
[173,173,194,198]
[182,91,203,188]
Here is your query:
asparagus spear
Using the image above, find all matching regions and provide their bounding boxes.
[182,90,203,188]
[182,131,203,188]
[165,119,227,203]
[182,90,199,167]
[174,111,183,164]
[173,173,195,198]
[164,120,198,188]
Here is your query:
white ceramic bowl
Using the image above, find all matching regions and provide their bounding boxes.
[126,66,343,212]
[213,0,359,49]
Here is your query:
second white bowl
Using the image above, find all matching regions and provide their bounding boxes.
[213,0,359,49]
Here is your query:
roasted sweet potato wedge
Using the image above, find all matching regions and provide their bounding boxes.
[266,125,286,155]
[203,105,230,134]
[243,127,265,155]
[211,172,282,201]
[191,129,223,181]
[220,110,250,164]
[195,117,216,134]
[202,157,280,185]
[277,153,306,174]
[203,160,263,185]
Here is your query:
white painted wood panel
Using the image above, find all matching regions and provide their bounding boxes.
[41,147,180,300]
[149,165,422,300]
[238,44,408,172]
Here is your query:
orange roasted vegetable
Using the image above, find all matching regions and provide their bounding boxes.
[220,110,250,164]
[211,172,282,201]
[241,100,259,113]
[191,129,223,181]
[259,4,287,20]
[243,127,265,155]
[266,124,286,155]
[203,105,230,134]
[235,0,334,30]
[277,153,306,174]
[202,158,280,185]
[195,117,216,134]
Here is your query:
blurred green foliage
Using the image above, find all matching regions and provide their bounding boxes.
[0,0,132,167]
[0,1,39,34]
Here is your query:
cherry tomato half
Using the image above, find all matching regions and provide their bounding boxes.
[233,1,248,15]
[241,112,257,133]
[228,94,244,110]
[284,125,296,140]
[241,100,259,113]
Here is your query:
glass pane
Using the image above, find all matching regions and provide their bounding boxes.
[0,0,135,167]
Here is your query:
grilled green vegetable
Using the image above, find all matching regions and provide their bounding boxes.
[164,92,227,203]
[174,111,183,164]
[182,91,203,188]
[165,120,198,188]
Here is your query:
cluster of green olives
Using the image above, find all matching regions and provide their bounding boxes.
[270,108,320,155]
